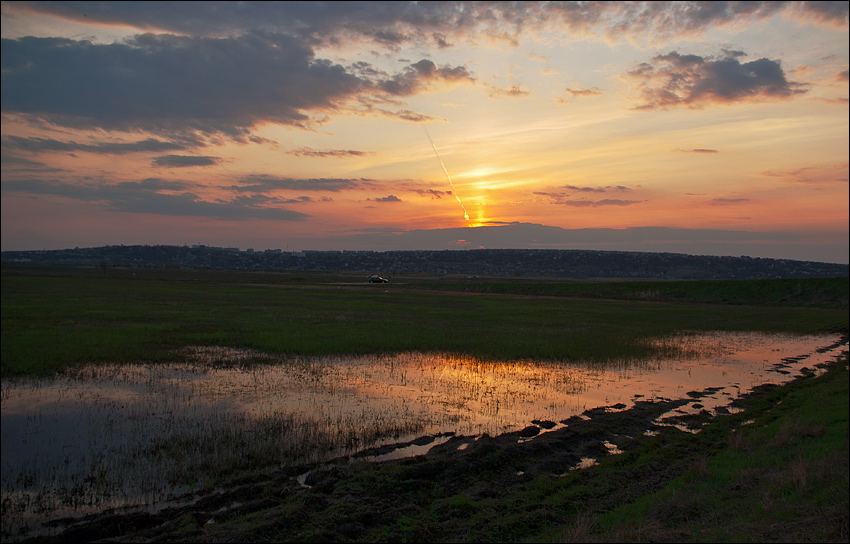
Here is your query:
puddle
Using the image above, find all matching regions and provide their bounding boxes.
[1,331,844,539]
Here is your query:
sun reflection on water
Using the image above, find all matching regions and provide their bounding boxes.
[0,332,844,539]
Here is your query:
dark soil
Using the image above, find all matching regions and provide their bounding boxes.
[14,391,762,542]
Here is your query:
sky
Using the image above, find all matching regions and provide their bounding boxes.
[1,1,848,264]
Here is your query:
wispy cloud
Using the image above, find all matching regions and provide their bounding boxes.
[233,175,368,192]
[486,84,532,98]
[0,155,67,173]
[286,148,371,158]
[3,135,190,155]
[2,176,310,220]
[151,155,220,167]
[711,197,750,205]
[413,189,451,199]
[559,199,644,207]
[535,189,643,207]
[675,148,719,154]
[760,163,850,184]
[563,87,603,97]
[560,185,633,193]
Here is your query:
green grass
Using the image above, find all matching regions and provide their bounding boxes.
[577,353,850,543]
[400,276,850,309]
[2,273,847,377]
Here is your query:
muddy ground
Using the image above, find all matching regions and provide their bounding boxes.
[15,374,810,544]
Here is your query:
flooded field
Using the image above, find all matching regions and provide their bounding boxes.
[1,331,844,538]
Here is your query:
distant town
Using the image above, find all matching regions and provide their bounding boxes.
[3,244,848,281]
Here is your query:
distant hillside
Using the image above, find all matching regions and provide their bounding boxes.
[3,245,848,280]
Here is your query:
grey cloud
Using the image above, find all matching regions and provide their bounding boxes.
[4,2,501,43]
[788,1,850,26]
[151,155,221,167]
[226,193,319,206]
[2,176,308,220]
[234,175,366,192]
[560,199,644,207]
[2,155,46,167]
[1,154,67,173]
[626,51,806,109]
[116,178,197,191]
[287,148,370,158]
[1,33,476,137]
[432,32,452,48]
[534,191,563,198]
[367,29,410,46]
[281,196,315,204]
[414,189,451,199]
[1,33,368,136]
[581,2,790,43]
[391,109,444,122]
[110,192,309,220]
[12,2,845,46]
[3,135,188,155]
[379,59,475,96]
[564,87,603,97]
[561,185,633,192]
[6,3,833,139]
[676,148,719,153]
[371,195,402,202]
[534,190,640,206]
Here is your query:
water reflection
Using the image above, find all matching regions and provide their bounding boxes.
[0,332,844,538]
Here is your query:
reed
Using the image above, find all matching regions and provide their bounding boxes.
[2,333,842,539]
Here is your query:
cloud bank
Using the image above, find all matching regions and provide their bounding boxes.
[3,2,842,141]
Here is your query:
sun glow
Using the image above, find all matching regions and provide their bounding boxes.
[1,2,846,262]
[456,165,515,180]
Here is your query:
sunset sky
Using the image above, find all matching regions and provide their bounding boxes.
[2,1,848,263]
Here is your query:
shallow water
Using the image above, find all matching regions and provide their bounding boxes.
[1,332,844,538]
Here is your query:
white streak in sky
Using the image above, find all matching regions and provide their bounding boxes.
[424,129,471,225]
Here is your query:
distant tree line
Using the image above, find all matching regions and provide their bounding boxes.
[2,245,848,280]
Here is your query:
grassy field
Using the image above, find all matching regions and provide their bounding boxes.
[400,276,850,309]
[2,264,848,542]
[2,265,847,377]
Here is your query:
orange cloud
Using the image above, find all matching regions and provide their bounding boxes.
[760,163,850,184]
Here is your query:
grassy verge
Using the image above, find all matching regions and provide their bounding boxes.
[555,350,849,543]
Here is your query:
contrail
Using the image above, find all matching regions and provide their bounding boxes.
[424,128,471,225]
